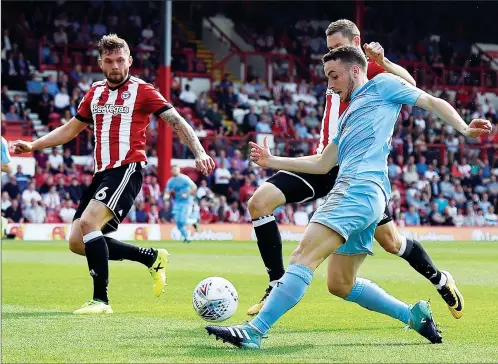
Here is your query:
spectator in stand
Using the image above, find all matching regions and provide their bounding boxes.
[13,165,29,190]
[242,105,259,133]
[4,175,20,200]
[70,64,83,84]
[54,87,70,112]
[203,103,223,132]
[11,95,26,118]
[53,26,68,48]
[39,174,55,195]
[45,75,60,96]
[43,185,61,210]
[405,206,421,226]
[239,176,256,204]
[237,87,250,109]
[21,182,42,206]
[58,73,72,95]
[485,206,498,226]
[62,148,74,171]
[256,114,272,133]
[77,76,91,93]
[55,176,67,200]
[59,199,76,223]
[148,204,160,223]
[225,200,241,223]
[160,200,173,223]
[67,177,82,203]
[199,198,216,223]
[196,179,212,200]
[4,199,23,223]
[24,199,46,223]
[48,147,63,174]
[135,201,147,223]
[214,160,231,196]
[388,157,402,180]
[179,84,197,108]
[142,24,154,39]
[5,104,21,121]
[144,176,161,203]
[1,191,11,212]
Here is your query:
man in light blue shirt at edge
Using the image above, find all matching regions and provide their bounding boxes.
[2,136,13,238]
[165,165,197,243]
[205,45,492,348]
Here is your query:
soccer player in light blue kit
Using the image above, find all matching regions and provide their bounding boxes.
[1,136,13,237]
[206,46,491,348]
[165,165,197,243]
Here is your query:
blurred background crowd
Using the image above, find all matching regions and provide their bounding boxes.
[2,1,497,227]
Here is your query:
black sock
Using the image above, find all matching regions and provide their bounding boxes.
[252,215,285,283]
[84,235,109,304]
[106,237,157,268]
[401,239,442,285]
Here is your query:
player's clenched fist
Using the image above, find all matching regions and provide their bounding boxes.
[249,136,272,168]
[363,42,384,64]
[12,140,33,154]
[195,153,216,176]
[464,119,492,138]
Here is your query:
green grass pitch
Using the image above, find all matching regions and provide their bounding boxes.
[2,239,498,363]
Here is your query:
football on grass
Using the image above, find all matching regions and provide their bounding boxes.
[192,277,238,322]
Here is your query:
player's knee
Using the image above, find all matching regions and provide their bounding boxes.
[79,216,100,235]
[327,278,354,298]
[248,192,277,218]
[68,235,85,256]
[376,226,401,255]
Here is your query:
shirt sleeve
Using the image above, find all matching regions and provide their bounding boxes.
[1,137,12,163]
[141,84,173,117]
[75,88,95,123]
[375,73,423,106]
[367,60,385,79]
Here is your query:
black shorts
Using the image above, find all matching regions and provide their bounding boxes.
[266,166,393,226]
[74,162,143,234]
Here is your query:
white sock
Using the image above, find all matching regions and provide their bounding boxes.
[269,280,278,288]
[396,235,407,257]
[83,231,103,244]
[435,272,448,290]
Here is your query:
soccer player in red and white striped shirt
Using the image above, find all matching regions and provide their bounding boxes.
[247,20,463,321]
[13,34,215,314]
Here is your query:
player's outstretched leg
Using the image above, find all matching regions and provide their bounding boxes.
[206,223,341,349]
[327,254,442,344]
[74,201,113,315]
[246,183,287,316]
[69,220,169,297]
[375,221,464,319]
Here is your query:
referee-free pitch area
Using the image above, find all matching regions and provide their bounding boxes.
[2,239,498,363]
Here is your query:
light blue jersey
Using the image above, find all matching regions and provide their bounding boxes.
[1,137,12,165]
[166,174,194,205]
[166,173,196,242]
[333,73,422,199]
[311,74,422,255]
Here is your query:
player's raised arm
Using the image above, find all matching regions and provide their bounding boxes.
[415,93,492,138]
[249,136,337,174]
[1,137,12,173]
[12,118,88,155]
[363,42,416,86]
[159,108,215,176]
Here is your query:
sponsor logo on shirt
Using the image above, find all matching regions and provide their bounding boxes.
[92,104,130,115]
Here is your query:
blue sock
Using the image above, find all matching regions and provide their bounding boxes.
[344,277,410,324]
[177,221,188,240]
[250,264,314,335]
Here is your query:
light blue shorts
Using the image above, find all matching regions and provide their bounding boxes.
[173,203,191,224]
[310,179,386,255]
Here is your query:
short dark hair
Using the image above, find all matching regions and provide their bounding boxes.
[98,34,130,58]
[325,19,360,40]
[322,45,367,71]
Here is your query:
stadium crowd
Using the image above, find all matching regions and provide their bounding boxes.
[2,1,498,227]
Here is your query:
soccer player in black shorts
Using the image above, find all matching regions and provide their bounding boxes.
[246,20,464,320]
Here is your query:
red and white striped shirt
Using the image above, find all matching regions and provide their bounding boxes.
[76,75,172,173]
[314,60,385,154]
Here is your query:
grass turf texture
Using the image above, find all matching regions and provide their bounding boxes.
[2,240,498,363]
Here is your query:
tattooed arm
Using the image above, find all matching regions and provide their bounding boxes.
[159,108,216,175]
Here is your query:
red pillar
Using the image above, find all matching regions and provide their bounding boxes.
[356,0,364,33]
[158,66,172,190]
